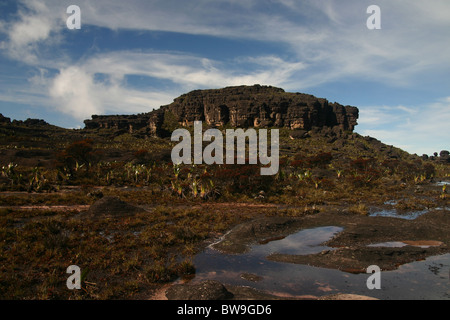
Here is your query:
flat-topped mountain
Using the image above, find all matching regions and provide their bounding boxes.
[83,85,359,136]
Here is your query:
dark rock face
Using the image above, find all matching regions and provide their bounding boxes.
[84,113,152,134]
[0,114,50,127]
[0,114,11,124]
[21,118,50,126]
[439,150,450,163]
[83,85,359,136]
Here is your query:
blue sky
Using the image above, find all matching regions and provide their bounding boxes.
[0,0,449,155]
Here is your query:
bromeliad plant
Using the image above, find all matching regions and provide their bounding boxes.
[441,184,447,200]
[1,162,18,187]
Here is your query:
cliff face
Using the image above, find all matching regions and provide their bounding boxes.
[83,85,359,136]
[84,114,151,133]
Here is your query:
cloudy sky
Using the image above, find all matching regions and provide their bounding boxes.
[0,0,449,155]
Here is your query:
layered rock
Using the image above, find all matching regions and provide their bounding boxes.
[83,85,359,136]
[84,113,151,133]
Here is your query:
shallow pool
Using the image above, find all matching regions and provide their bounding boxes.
[192,226,450,299]
[369,208,429,220]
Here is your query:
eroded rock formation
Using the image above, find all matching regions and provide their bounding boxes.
[83,85,359,136]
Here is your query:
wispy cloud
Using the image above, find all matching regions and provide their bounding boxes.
[3,0,450,90]
[0,0,64,64]
[44,51,307,120]
[358,99,450,155]
[0,0,449,155]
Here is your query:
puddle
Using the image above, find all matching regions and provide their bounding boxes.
[370,200,432,220]
[374,197,449,220]
[192,226,450,299]
[368,241,443,248]
[435,181,450,186]
[193,226,346,297]
[368,241,408,248]
[369,208,429,220]
[250,226,343,256]
[370,204,448,220]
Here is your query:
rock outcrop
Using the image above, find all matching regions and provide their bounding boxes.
[0,114,50,127]
[83,85,359,136]
[84,113,151,133]
[0,114,11,124]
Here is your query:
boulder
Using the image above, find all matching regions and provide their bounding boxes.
[289,129,309,139]
[439,150,450,163]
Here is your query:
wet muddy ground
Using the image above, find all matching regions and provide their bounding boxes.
[1,181,448,300]
[173,207,450,300]
[212,209,449,269]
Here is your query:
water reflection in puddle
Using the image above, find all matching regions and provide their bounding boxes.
[369,208,429,220]
[371,199,448,220]
[250,226,343,256]
[368,241,443,248]
[192,226,450,299]
[368,241,408,248]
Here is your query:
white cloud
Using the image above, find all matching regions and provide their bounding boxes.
[9,12,51,47]
[1,0,63,64]
[49,66,102,120]
[47,65,177,120]
[81,50,307,89]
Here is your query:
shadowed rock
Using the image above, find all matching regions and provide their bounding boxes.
[289,129,310,139]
